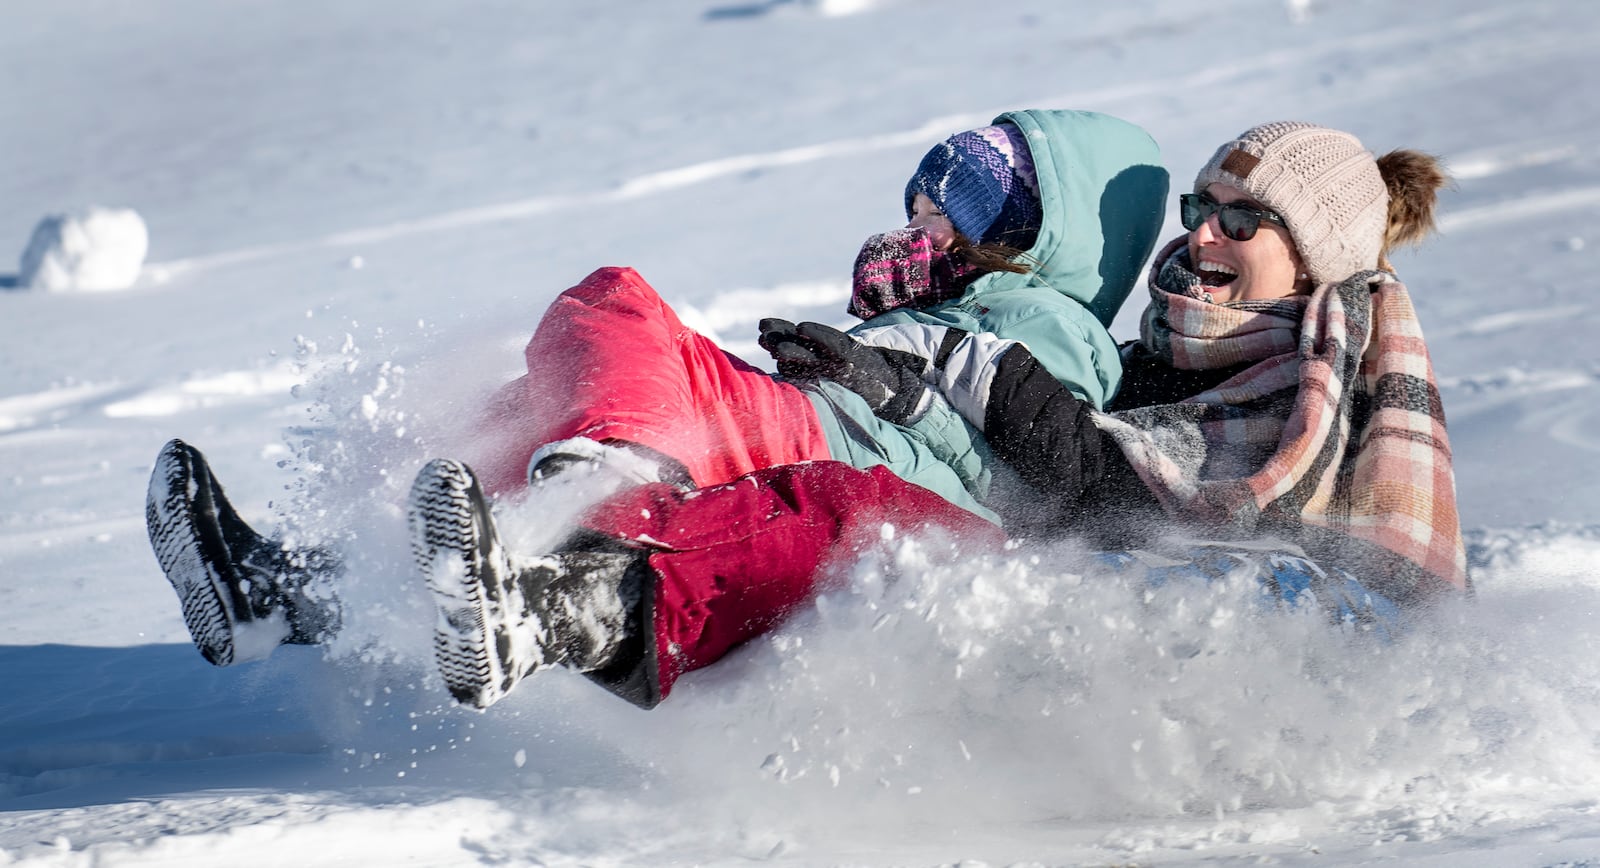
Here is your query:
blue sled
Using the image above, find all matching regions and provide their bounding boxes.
[1091,541,1405,641]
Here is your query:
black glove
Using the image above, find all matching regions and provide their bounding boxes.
[757,319,930,425]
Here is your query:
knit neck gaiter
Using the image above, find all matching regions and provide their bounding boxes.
[847,226,983,320]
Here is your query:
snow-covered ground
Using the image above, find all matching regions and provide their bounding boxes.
[4,0,1600,864]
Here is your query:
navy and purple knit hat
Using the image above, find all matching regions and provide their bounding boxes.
[904,123,1042,249]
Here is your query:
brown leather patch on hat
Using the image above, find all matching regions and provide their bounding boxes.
[1220,148,1260,179]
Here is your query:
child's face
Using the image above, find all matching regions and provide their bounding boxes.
[907,193,958,251]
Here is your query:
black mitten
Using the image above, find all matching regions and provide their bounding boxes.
[758,319,930,425]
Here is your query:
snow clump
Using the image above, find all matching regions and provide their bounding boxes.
[18,207,149,291]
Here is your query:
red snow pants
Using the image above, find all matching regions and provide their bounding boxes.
[474,267,832,494]
[578,461,1005,704]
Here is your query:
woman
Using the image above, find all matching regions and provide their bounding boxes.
[146,111,1168,700]
[771,120,1470,604]
[398,121,1466,712]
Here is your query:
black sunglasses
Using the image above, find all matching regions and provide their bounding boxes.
[1179,192,1288,241]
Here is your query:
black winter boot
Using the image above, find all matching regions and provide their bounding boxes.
[407,458,646,710]
[145,439,341,666]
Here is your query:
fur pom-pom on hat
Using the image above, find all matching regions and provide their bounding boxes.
[905,123,1042,249]
[1375,148,1449,269]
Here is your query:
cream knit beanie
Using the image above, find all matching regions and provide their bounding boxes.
[1193,121,1389,285]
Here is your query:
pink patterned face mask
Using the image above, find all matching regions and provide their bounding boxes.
[847,226,983,320]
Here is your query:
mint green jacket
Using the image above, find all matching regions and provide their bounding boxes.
[805,109,1169,522]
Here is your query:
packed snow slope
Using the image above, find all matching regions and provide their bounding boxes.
[4,0,1600,865]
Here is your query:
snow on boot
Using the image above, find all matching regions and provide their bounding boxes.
[410,458,539,708]
[534,547,644,676]
[408,458,643,709]
[145,439,339,666]
[527,436,692,491]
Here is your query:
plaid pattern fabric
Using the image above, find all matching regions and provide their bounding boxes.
[1142,246,1310,370]
[847,226,983,320]
[1095,242,1469,603]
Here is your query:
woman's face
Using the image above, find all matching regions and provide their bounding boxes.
[1187,184,1310,303]
[907,193,958,251]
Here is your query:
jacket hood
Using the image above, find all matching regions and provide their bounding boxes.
[968,110,1169,328]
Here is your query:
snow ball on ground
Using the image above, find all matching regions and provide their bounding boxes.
[805,0,879,16]
[18,207,149,291]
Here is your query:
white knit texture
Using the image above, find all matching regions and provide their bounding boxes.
[1194,121,1388,285]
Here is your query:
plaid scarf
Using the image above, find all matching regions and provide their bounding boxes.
[1094,240,1469,603]
[847,227,983,320]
